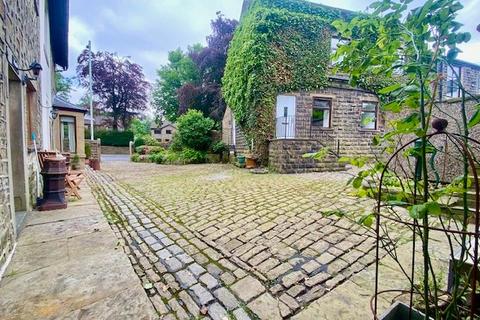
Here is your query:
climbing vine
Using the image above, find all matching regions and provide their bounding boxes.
[222,0,352,162]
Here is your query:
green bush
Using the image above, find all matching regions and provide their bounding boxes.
[129,118,151,138]
[134,136,146,148]
[93,130,133,147]
[148,152,164,164]
[212,141,227,154]
[176,110,215,151]
[134,135,160,148]
[143,135,160,146]
[131,153,140,162]
[85,143,92,159]
[181,148,206,164]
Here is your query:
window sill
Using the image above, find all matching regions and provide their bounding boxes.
[359,128,380,133]
[311,127,334,131]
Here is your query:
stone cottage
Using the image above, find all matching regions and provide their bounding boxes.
[222,0,382,173]
[0,0,69,276]
[151,121,176,144]
[222,0,480,174]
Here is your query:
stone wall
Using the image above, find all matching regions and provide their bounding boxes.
[292,81,384,157]
[269,139,346,173]
[0,0,41,273]
[222,107,233,146]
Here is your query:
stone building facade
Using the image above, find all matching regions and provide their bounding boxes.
[439,60,480,101]
[0,0,69,275]
[222,78,383,173]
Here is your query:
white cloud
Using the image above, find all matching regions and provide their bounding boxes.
[459,40,480,64]
[69,16,95,54]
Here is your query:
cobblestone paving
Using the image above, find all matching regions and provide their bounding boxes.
[89,163,378,319]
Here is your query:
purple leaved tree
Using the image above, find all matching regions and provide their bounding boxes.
[77,50,150,131]
[178,13,238,121]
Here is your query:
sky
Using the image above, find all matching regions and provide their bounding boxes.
[66,0,480,103]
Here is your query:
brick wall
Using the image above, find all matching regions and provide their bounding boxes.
[0,0,41,273]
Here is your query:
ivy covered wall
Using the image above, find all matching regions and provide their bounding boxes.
[222,0,353,162]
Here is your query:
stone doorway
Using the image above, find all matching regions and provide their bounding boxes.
[7,67,30,217]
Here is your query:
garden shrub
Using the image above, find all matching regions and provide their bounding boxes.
[93,130,134,147]
[211,141,227,154]
[175,110,215,151]
[134,136,146,148]
[131,153,140,162]
[85,143,92,159]
[148,152,164,164]
[181,148,206,164]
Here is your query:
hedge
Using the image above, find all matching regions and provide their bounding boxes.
[91,130,134,147]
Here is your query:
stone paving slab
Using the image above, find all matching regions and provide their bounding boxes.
[0,182,156,320]
[91,163,382,319]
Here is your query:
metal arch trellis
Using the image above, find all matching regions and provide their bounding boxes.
[371,122,480,320]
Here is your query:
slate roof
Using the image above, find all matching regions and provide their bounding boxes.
[53,96,87,113]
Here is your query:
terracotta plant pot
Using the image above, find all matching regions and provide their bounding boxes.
[246,157,257,169]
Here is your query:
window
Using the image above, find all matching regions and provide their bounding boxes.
[165,139,170,142]
[60,116,76,153]
[166,129,172,134]
[312,98,331,128]
[331,37,340,55]
[360,103,377,130]
[153,129,161,134]
[446,65,461,98]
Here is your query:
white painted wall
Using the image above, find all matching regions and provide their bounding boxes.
[39,0,54,150]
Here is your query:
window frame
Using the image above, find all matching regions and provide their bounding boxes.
[311,98,332,129]
[445,65,461,98]
[360,102,378,130]
[60,115,77,153]
[166,129,172,135]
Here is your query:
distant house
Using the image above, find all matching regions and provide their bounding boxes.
[151,121,177,143]
[52,96,87,167]
[438,60,480,101]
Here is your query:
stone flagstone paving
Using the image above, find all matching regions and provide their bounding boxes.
[88,163,379,319]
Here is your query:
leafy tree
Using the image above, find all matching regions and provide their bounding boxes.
[76,50,150,131]
[174,109,215,151]
[129,118,152,139]
[153,47,202,122]
[55,71,73,100]
[178,13,238,121]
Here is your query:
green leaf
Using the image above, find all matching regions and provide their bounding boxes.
[383,101,402,112]
[378,83,402,94]
[352,177,363,189]
[468,104,480,128]
[425,202,442,216]
[409,204,427,219]
[359,213,375,228]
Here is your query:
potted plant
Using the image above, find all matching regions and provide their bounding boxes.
[85,143,92,166]
[71,154,81,170]
[324,0,480,318]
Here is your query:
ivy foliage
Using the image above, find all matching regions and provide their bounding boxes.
[222,0,351,161]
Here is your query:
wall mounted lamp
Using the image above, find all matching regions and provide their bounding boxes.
[19,61,43,84]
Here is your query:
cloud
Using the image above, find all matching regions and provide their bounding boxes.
[69,16,94,54]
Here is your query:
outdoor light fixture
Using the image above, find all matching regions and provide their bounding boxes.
[50,109,58,120]
[20,61,43,84]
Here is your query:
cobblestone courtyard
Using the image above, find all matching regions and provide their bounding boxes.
[89,163,380,319]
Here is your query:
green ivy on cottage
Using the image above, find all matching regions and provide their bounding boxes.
[222,0,356,162]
